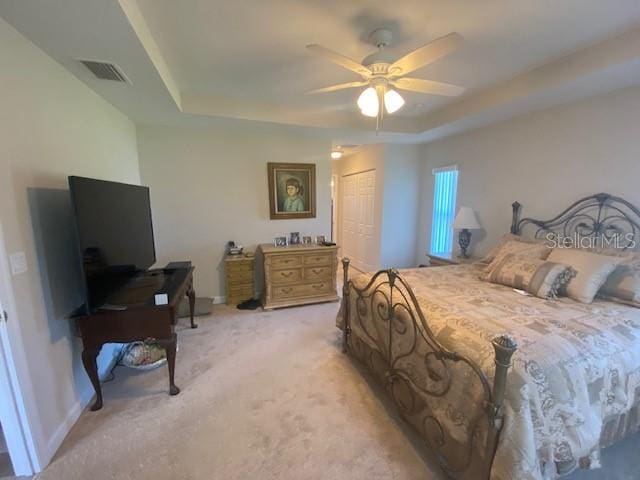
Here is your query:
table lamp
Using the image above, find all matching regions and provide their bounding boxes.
[452,206,481,258]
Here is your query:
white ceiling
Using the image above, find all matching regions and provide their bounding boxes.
[1,0,640,144]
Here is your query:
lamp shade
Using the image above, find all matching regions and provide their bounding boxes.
[453,206,481,229]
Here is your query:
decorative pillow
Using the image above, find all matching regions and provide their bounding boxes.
[546,248,624,303]
[481,239,551,280]
[484,253,575,299]
[480,233,549,265]
[599,253,640,306]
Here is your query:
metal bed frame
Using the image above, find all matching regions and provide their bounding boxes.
[340,192,640,479]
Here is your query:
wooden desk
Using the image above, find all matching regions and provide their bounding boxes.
[78,265,196,411]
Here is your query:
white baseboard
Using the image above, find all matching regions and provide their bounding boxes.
[40,347,121,470]
[212,296,225,304]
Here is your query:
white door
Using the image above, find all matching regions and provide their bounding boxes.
[341,170,377,272]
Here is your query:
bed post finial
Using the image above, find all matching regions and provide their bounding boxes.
[490,334,517,420]
[511,202,522,234]
[484,334,517,477]
[341,257,351,353]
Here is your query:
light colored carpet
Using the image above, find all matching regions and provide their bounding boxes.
[32,301,639,480]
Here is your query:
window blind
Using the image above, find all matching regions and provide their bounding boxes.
[430,166,458,256]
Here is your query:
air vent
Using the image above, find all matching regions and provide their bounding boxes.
[78,60,130,83]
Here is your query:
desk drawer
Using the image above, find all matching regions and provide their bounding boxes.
[271,255,302,269]
[303,266,332,282]
[303,253,332,267]
[272,281,332,300]
[270,268,302,285]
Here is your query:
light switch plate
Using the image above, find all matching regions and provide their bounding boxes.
[9,252,27,276]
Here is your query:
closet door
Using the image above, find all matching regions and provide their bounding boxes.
[341,170,377,272]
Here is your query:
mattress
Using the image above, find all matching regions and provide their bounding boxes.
[338,264,640,479]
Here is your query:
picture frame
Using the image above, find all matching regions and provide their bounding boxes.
[302,236,312,245]
[316,235,326,244]
[267,162,316,220]
[289,232,300,245]
[274,236,287,247]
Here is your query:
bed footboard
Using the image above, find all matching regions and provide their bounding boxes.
[341,258,517,479]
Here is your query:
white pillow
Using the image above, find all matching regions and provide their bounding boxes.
[546,248,623,303]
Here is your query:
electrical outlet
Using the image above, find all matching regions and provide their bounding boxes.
[9,251,27,275]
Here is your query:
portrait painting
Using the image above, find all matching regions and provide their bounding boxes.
[268,163,316,220]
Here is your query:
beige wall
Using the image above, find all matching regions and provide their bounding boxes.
[332,144,385,269]
[381,145,421,268]
[0,17,139,469]
[416,85,640,263]
[137,123,332,299]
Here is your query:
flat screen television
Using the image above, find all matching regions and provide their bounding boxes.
[69,176,156,313]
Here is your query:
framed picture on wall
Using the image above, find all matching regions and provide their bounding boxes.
[267,162,316,220]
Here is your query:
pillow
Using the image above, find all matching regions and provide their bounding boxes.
[480,233,548,265]
[481,239,551,280]
[599,253,640,306]
[546,248,624,303]
[483,253,575,299]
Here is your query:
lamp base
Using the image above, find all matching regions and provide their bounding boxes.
[458,229,472,258]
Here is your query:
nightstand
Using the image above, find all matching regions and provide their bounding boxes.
[426,254,479,267]
[225,254,255,306]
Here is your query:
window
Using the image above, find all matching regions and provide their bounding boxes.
[430,165,458,257]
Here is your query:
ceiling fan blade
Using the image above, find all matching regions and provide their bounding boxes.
[392,77,465,96]
[306,44,371,77]
[389,32,463,76]
[307,81,369,94]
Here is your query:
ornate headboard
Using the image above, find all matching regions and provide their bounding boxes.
[510,193,640,250]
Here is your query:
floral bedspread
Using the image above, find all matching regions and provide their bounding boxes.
[338,264,640,479]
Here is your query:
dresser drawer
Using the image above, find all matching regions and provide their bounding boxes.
[272,281,333,300]
[303,266,332,282]
[303,253,333,267]
[270,255,302,269]
[270,268,302,285]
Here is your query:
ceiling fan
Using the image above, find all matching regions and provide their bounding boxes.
[306,29,465,128]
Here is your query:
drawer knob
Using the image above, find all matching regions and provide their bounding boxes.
[280,271,293,278]
[312,268,322,275]
[281,287,292,293]
[312,283,325,290]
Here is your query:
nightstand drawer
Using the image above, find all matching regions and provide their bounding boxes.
[226,270,254,283]
[271,255,302,269]
[226,261,253,274]
[270,268,302,285]
[303,266,332,282]
[303,253,332,267]
[272,281,332,300]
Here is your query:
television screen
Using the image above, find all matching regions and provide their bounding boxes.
[69,176,156,312]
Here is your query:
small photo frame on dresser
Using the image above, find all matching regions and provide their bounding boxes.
[315,235,326,244]
[289,232,300,245]
[274,236,287,247]
[302,236,312,245]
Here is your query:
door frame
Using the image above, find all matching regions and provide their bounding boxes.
[0,222,38,475]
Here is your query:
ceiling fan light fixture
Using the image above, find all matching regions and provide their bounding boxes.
[384,89,405,114]
[357,87,379,117]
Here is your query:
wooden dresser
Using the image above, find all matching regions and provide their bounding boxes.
[259,243,339,310]
[225,254,255,306]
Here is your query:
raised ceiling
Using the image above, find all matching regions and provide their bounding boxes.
[2,0,640,143]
